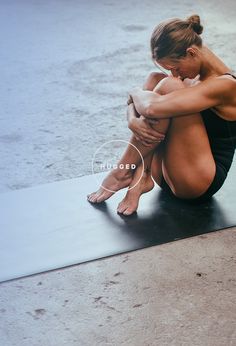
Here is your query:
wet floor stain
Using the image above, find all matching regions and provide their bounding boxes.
[0,134,22,144]
[26,309,46,320]
[133,303,142,308]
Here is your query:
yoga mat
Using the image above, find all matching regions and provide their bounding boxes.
[0,160,236,283]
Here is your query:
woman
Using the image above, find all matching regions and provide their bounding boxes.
[87,14,236,215]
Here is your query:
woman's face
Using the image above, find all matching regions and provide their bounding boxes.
[155,52,200,80]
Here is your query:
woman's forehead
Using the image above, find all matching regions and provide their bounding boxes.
[157,58,180,69]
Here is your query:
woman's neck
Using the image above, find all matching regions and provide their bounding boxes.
[199,46,231,80]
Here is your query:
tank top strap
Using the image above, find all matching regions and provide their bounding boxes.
[222,72,236,79]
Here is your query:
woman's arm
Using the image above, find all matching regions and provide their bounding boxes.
[130,78,235,119]
[127,103,165,146]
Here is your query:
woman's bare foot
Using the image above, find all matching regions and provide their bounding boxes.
[117,168,154,216]
[87,169,133,204]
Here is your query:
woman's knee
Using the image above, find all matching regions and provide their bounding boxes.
[168,167,215,200]
[153,76,185,95]
[143,72,167,91]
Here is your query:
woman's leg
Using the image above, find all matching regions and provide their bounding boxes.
[87,72,169,203]
[116,137,169,214]
[118,76,216,214]
[152,77,216,199]
[117,77,175,214]
[117,77,187,214]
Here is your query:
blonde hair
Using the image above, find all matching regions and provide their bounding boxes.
[151,14,203,60]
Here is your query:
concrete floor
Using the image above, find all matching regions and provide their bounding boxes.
[1,228,236,346]
[1,0,236,345]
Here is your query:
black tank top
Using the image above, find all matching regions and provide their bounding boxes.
[201,73,236,148]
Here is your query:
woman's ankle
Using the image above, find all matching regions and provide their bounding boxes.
[112,165,134,179]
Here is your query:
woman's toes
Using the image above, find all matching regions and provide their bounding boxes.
[117,200,137,215]
[87,189,113,204]
[117,201,127,214]
[96,196,103,203]
[117,205,123,214]
[123,208,135,216]
[93,195,100,203]
[96,192,108,203]
[88,192,98,203]
[88,195,95,203]
[87,193,93,201]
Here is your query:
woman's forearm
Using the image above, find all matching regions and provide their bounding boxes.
[126,104,141,132]
[130,86,191,120]
[130,87,162,118]
[130,80,222,120]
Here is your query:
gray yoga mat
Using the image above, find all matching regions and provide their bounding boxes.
[0,160,235,283]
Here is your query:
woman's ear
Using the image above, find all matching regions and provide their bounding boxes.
[186,47,197,58]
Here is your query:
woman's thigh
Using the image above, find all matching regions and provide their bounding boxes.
[151,77,216,199]
[163,113,216,198]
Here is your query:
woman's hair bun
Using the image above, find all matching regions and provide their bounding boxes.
[186,14,203,35]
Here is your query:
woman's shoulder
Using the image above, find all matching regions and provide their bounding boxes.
[214,74,236,96]
[205,75,236,120]
[219,72,236,80]
[193,74,236,96]
[184,73,236,87]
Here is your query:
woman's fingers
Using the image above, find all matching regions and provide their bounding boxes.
[146,124,166,138]
[146,118,159,125]
[142,120,165,140]
[134,133,152,146]
[127,95,133,106]
[135,126,163,141]
[135,134,162,147]
[131,119,165,143]
[135,132,153,142]
[144,130,165,142]
[141,140,155,147]
[135,130,164,143]
[148,126,166,139]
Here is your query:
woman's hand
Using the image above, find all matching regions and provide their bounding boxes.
[128,113,165,147]
[127,94,133,106]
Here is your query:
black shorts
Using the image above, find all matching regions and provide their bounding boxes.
[160,137,235,203]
